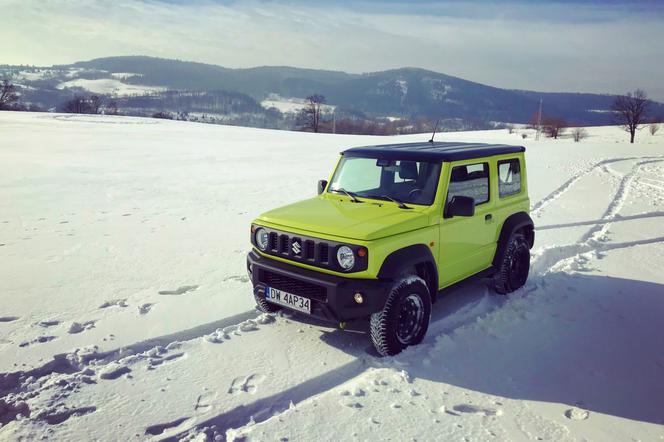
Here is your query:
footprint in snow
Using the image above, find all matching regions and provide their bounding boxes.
[0,316,20,323]
[145,417,191,436]
[223,275,250,283]
[39,406,97,425]
[99,298,128,308]
[99,365,132,380]
[19,335,57,347]
[228,374,265,395]
[159,285,199,295]
[68,320,96,334]
[38,319,60,327]
[138,303,154,315]
[565,407,590,420]
[194,393,213,412]
[452,404,503,417]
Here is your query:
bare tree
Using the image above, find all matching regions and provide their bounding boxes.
[542,116,567,139]
[152,111,173,119]
[89,95,103,114]
[572,127,588,142]
[612,89,651,143]
[105,100,118,115]
[0,79,20,110]
[61,95,91,114]
[297,94,326,132]
[506,123,515,134]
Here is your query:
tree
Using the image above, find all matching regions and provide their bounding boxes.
[61,95,91,114]
[649,117,661,135]
[105,100,119,115]
[89,95,103,114]
[0,79,19,110]
[152,111,173,119]
[542,116,567,139]
[297,94,326,132]
[506,123,515,134]
[612,89,651,143]
[572,127,588,142]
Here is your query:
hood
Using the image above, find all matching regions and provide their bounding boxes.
[256,196,430,241]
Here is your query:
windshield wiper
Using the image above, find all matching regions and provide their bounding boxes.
[365,194,412,209]
[330,187,362,203]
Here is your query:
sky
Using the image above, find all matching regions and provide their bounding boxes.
[2,0,664,100]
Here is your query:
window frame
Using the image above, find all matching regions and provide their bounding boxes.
[446,161,491,208]
[497,158,522,198]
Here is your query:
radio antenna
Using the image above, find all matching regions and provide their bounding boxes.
[428,119,440,143]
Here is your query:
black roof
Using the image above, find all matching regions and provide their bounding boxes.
[342,141,525,162]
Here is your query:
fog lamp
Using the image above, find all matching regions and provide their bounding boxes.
[353,292,364,304]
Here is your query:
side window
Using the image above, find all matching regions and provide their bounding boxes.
[498,159,521,197]
[446,163,489,205]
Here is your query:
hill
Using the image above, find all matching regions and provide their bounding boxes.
[3,56,663,130]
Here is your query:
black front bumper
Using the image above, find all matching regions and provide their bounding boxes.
[247,250,392,322]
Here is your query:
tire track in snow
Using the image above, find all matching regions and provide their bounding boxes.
[171,285,508,441]
[530,156,663,217]
[532,158,664,275]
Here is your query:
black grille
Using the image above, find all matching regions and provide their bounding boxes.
[305,240,315,260]
[317,243,329,263]
[252,227,368,272]
[261,270,327,301]
[268,232,278,250]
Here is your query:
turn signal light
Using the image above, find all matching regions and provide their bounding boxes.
[357,247,367,257]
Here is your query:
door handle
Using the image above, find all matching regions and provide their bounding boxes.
[485,214,493,221]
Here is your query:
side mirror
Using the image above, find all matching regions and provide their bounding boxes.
[445,195,475,218]
[317,179,328,195]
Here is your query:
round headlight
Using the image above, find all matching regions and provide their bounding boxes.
[255,228,269,250]
[336,246,355,270]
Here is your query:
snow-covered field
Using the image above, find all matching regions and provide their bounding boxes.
[260,94,336,114]
[1,111,663,441]
[56,78,166,97]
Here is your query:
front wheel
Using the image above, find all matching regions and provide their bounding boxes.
[370,276,431,356]
[254,288,281,313]
[493,233,530,294]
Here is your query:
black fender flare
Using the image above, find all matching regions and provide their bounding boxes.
[492,211,535,267]
[377,244,438,297]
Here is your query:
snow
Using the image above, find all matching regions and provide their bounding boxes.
[1,111,663,440]
[260,94,336,114]
[109,72,142,80]
[56,78,166,96]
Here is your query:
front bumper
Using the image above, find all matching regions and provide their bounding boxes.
[247,250,392,322]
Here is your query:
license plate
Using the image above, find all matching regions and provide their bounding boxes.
[265,286,311,314]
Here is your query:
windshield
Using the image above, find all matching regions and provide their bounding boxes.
[328,156,441,205]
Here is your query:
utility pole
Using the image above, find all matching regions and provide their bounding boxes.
[332,111,336,134]
[535,99,543,141]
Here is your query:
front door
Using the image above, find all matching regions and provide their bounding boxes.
[438,160,497,288]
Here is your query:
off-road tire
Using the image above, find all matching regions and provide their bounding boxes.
[370,276,431,356]
[493,232,530,294]
[254,289,281,313]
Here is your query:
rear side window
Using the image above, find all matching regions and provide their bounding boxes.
[446,163,489,205]
[498,159,521,197]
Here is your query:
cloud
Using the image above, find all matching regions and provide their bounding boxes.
[1,0,663,100]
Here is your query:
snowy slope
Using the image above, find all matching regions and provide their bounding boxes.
[56,78,166,96]
[0,112,663,441]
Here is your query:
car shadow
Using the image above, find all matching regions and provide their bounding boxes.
[312,272,664,425]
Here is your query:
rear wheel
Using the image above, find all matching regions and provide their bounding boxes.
[370,276,431,356]
[493,233,530,294]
